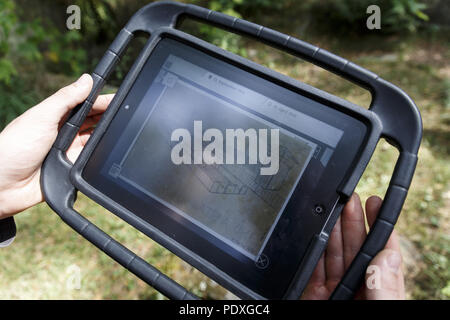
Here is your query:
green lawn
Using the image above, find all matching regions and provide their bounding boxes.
[0,32,448,300]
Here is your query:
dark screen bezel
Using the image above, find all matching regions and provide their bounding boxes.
[72,32,371,299]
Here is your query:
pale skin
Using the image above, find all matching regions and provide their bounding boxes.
[0,74,405,299]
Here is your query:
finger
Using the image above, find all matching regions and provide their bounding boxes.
[342,193,367,269]
[66,128,94,164]
[79,114,102,132]
[365,248,405,299]
[385,230,401,252]
[366,195,383,228]
[325,216,345,288]
[37,74,93,122]
[365,195,405,298]
[78,128,95,146]
[384,230,405,296]
[89,94,115,116]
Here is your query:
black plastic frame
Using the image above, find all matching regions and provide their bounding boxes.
[41,1,422,300]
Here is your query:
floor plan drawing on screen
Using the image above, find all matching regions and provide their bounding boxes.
[192,144,301,211]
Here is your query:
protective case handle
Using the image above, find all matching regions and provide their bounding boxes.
[42,1,422,300]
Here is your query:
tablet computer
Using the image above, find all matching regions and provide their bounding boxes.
[42,1,421,300]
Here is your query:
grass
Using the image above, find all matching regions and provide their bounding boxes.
[0,31,448,300]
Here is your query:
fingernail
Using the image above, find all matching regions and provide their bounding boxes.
[75,74,91,87]
[387,251,401,271]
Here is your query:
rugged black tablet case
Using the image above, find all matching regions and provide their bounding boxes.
[41,1,422,300]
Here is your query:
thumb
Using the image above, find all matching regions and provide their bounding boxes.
[365,249,405,300]
[36,73,93,123]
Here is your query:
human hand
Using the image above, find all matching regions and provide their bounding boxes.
[0,74,113,218]
[302,193,405,300]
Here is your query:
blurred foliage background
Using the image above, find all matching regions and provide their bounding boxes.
[0,0,448,299]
